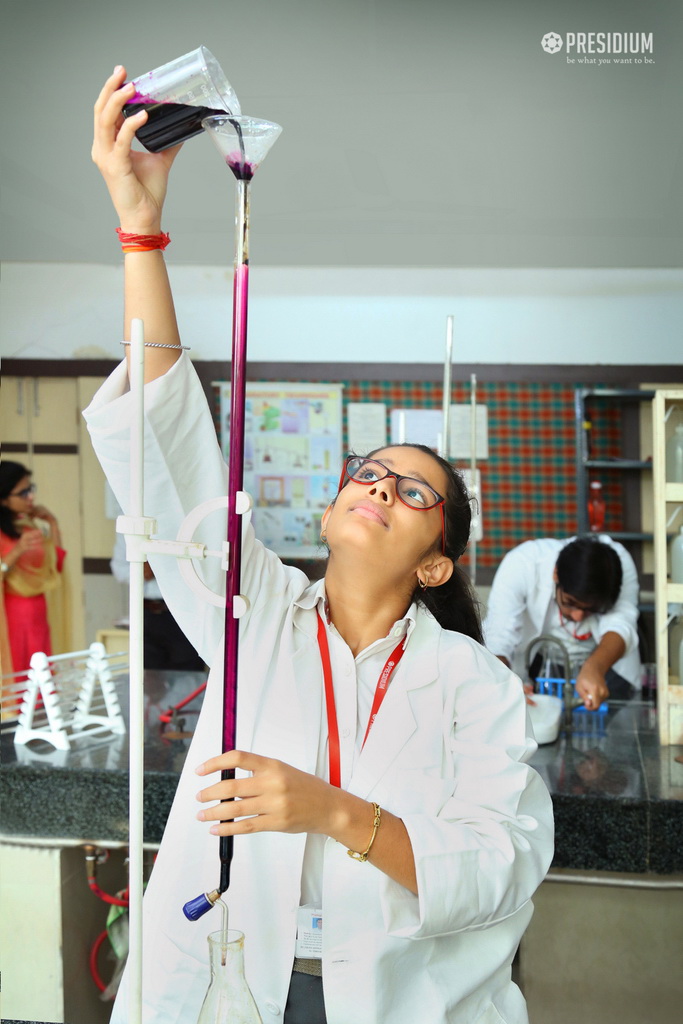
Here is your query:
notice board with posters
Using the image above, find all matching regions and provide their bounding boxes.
[219,382,343,558]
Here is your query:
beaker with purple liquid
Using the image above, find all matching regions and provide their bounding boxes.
[122,46,241,152]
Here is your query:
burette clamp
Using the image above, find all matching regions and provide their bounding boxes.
[118,495,253,612]
[175,493,253,612]
[116,514,157,563]
[117,514,208,565]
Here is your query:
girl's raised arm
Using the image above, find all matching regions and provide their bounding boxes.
[92,66,184,382]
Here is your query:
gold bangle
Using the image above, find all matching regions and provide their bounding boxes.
[347,803,381,862]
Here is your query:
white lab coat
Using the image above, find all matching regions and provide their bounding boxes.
[482,537,641,686]
[84,356,554,1024]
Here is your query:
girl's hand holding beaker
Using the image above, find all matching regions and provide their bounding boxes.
[91,67,185,372]
[92,67,182,233]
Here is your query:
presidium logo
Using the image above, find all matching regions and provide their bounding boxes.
[541,30,655,64]
[541,32,563,53]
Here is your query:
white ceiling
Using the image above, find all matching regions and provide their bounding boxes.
[2,0,682,268]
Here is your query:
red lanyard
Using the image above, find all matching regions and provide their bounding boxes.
[316,611,406,788]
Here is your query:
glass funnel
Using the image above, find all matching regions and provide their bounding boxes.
[197,930,261,1024]
[201,115,283,180]
[122,46,241,153]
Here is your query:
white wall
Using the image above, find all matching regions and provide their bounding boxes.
[2,263,681,365]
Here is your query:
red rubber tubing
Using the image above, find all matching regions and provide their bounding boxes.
[87,878,129,907]
[159,681,207,723]
[89,928,109,992]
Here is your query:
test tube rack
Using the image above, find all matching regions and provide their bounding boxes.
[536,675,608,737]
[13,641,127,751]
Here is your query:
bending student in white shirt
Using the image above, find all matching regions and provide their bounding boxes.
[85,66,554,1024]
[483,535,642,708]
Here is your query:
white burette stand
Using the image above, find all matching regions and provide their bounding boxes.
[120,320,250,1024]
[469,372,478,588]
[438,317,479,587]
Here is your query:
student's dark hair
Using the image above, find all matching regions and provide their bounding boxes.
[0,461,31,539]
[363,444,483,643]
[555,537,622,614]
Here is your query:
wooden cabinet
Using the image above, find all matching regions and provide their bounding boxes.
[1,377,79,446]
[30,451,84,652]
[77,377,117,560]
[1,378,30,445]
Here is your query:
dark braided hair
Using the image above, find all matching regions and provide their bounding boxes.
[0,461,31,539]
[363,444,483,643]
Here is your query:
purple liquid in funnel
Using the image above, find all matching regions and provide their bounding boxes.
[226,152,255,181]
[123,98,225,153]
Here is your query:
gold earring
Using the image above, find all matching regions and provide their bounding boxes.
[417,573,429,590]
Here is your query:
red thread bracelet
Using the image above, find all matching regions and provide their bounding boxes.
[115,228,171,253]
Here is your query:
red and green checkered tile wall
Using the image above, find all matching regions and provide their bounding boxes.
[340,380,622,569]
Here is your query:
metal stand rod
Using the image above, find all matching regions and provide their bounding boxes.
[128,318,146,1024]
[440,315,454,459]
[469,373,477,587]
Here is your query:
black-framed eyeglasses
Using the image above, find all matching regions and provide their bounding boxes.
[10,484,36,500]
[338,456,446,553]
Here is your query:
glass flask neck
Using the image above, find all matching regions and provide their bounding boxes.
[197,930,262,1024]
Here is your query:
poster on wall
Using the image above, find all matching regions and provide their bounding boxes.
[347,402,388,454]
[220,382,343,558]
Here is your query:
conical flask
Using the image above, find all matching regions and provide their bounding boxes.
[197,930,262,1024]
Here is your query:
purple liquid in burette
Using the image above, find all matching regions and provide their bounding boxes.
[122,95,225,153]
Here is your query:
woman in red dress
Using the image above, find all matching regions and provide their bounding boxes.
[0,461,66,682]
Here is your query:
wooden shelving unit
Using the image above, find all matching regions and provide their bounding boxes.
[652,389,683,745]
[575,387,656,549]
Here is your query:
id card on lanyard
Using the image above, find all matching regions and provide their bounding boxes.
[316,611,406,788]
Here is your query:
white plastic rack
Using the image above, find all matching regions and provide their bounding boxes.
[12,641,127,751]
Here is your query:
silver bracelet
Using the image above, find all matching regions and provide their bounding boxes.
[120,341,190,351]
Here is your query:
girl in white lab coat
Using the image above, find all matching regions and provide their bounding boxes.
[88,68,554,1024]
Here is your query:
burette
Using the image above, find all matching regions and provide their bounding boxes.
[182,113,282,921]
